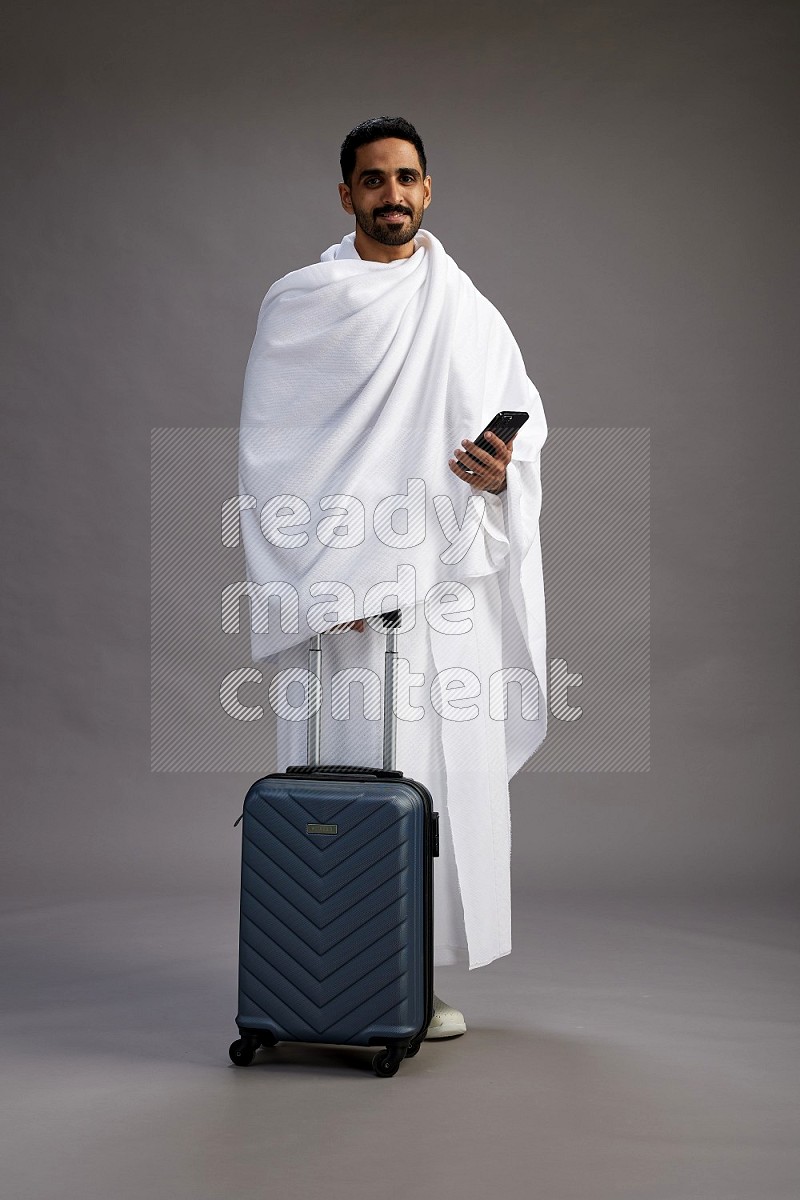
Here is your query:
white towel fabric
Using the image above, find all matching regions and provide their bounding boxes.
[237,227,547,968]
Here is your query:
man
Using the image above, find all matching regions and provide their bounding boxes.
[238,117,548,1040]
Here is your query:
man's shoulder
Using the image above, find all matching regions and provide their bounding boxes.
[452,261,507,326]
[257,255,345,310]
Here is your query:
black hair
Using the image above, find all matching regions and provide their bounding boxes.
[340,116,427,187]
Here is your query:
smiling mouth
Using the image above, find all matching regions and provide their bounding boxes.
[379,211,409,220]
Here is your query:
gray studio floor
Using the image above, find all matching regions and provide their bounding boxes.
[2,891,798,1200]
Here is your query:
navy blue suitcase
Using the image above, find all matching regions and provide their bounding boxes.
[229,613,440,1077]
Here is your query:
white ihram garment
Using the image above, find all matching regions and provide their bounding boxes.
[238,229,547,969]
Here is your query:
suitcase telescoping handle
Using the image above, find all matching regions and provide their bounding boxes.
[305,609,401,774]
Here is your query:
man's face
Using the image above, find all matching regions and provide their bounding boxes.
[339,138,432,250]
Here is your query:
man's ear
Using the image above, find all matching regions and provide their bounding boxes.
[338,183,354,214]
[423,176,432,209]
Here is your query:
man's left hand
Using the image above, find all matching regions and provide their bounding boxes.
[449,430,516,494]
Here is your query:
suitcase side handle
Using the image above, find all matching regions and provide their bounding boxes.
[306,609,401,773]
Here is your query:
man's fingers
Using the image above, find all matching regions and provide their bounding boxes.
[449,455,474,478]
[458,439,506,482]
[456,441,504,479]
[450,435,510,495]
[486,430,514,461]
[450,460,487,491]
[453,454,497,487]
[459,438,493,468]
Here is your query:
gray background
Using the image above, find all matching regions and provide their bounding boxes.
[2,0,796,900]
[2,2,798,1197]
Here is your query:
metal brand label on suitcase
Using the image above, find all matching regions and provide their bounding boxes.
[306,822,338,835]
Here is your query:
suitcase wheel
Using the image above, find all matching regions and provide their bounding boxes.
[229,1036,259,1067]
[404,1041,422,1058]
[372,1047,407,1077]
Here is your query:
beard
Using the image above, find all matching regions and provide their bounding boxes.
[352,202,425,246]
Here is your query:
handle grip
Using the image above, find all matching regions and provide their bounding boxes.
[303,610,401,773]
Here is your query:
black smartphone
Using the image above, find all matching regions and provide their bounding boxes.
[464,410,529,466]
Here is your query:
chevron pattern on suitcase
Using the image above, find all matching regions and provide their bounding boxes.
[237,776,426,1044]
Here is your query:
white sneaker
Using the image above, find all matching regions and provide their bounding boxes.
[425,992,467,1039]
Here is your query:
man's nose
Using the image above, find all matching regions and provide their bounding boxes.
[381,182,405,207]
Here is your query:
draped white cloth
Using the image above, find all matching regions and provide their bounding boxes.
[237,228,547,968]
